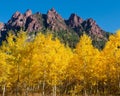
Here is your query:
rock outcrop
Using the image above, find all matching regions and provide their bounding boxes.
[67,13,83,28]
[0,22,4,31]
[66,14,106,39]
[47,8,67,31]
[25,14,43,32]
[24,9,32,18]
[7,11,25,30]
[82,18,104,38]
[7,9,43,32]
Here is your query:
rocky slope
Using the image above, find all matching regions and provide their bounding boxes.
[0,8,111,49]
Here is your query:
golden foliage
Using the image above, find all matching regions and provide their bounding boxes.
[0,31,120,96]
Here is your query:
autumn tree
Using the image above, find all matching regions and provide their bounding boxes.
[102,30,120,94]
[0,50,12,96]
[1,31,29,96]
[27,33,73,96]
[66,33,100,95]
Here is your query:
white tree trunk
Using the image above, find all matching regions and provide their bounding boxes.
[42,71,46,96]
[42,80,45,96]
[2,84,6,96]
[53,85,57,96]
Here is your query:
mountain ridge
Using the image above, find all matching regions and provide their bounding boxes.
[0,8,111,49]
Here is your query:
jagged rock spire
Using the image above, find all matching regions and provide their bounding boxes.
[67,13,83,28]
[0,22,4,31]
[24,9,32,17]
[47,8,67,31]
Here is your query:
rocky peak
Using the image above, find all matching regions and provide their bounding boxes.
[12,11,21,18]
[7,9,43,32]
[82,18,104,38]
[67,13,83,28]
[47,8,63,21]
[86,18,96,26]
[7,11,24,30]
[50,8,56,12]
[47,8,67,31]
[24,9,32,17]
[0,22,4,31]
[25,15,42,32]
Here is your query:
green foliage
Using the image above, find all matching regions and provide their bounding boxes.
[92,39,106,50]
[51,30,79,48]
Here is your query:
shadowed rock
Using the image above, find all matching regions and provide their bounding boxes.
[82,18,104,38]
[25,15,42,32]
[67,13,83,28]
[7,11,25,30]
[7,9,43,32]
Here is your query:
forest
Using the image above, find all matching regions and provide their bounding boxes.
[0,30,120,96]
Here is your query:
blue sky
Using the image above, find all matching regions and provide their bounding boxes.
[0,0,120,32]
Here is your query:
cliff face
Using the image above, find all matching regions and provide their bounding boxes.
[0,8,110,49]
[6,9,43,32]
[46,8,68,31]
